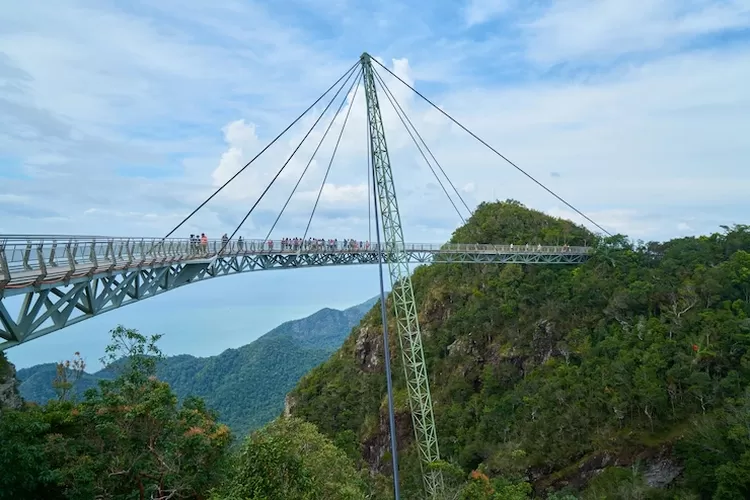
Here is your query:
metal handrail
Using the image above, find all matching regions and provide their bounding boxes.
[0,236,591,250]
[0,236,592,284]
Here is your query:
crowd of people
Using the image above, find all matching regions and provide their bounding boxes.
[509,243,573,252]
[187,233,371,254]
[278,237,370,251]
[185,234,574,255]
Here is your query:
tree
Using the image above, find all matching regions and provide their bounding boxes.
[215,416,367,500]
[52,352,86,401]
[48,326,232,499]
[0,406,62,499]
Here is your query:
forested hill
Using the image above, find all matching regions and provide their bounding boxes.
[17,297,376,436]
[289,200,750,498]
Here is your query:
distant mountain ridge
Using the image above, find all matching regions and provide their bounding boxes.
[264,298,377,349]
[17,296,377,436]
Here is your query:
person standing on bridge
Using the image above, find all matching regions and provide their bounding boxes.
[200,233,208,254]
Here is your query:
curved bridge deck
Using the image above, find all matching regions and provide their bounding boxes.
[0,236,591,349]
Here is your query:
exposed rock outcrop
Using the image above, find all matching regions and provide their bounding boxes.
[643,456,682,488]
[0,355,23,410]
[536,444,683,493]
[354,325,383,373]
[362,402,413,475]
[283,393,296,417]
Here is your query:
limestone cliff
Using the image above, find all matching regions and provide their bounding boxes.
[0,354,23,410]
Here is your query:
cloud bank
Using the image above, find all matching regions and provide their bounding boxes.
[1,0,748,244]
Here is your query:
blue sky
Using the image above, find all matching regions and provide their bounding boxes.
[2,0,750,369]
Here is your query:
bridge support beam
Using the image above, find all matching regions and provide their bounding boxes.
[0,247,588,351]
[172,260,213,287]
[362,52,444,497]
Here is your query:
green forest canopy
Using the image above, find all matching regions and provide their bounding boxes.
[290,201,750,498]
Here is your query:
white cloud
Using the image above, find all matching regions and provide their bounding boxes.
[211,119,265,201]
[547,207,656,239]
[299,183,369,205]
[524,0,750,64]
[464,0,515,26]
[0,194,28,203]
[0,0,748,246]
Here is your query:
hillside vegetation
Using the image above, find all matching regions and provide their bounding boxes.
[5,200,750,498]
[0,328,369,499]
[290,200,750,498]
[17,298,375,436]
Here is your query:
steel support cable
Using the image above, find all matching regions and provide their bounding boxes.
[302,72,362,241]
[370,58,612,236]
[163,60,360,239]
[372,70,466,225]
[372,68,473,218]
[220,67,359,251]
[263,73,361,243]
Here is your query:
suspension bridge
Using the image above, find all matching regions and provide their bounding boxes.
[0,53,608,498]
[0,237,589,347]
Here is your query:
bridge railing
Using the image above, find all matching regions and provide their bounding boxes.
[0,236,592,285]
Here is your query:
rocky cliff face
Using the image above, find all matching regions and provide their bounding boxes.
[362,402,413,475]
[283,393,296,417]
[353,322,401,473]
[354,324,383,373]
[0,354,23,410]
[535,444,683,492]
